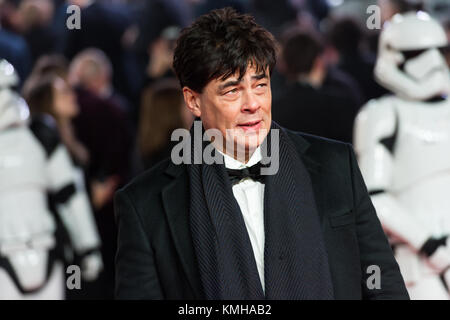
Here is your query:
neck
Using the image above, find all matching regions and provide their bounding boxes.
[215,141,256,164]
[57,117,71,127]
[231,148,254,164]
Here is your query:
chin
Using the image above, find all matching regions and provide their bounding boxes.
[234,131,266,151]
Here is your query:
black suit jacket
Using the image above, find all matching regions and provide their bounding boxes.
[114,130,409,300]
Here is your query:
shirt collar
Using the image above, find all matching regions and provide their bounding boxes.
[217,145,262,170]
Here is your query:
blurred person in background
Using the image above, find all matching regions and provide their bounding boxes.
[326,16,388,102]
[273,28,361,143]
[0,59,102,299]
[0,1,32,88]
[131,0,190,123]
[141,26,179,92]
[24,55,113,215]
[23,70,106,294]
[68,48,133,299]
[248,0,298,39]
[50,0,70,53]
[248,0,330,40]
[23,54,90,168]
[0,0,59,63]
[68,48,133,189]
[24,71,90,168]
[136,79,193,172]
[64,0,136,103]
[293,0,330,24]
[29,54,69,80]
[133,0,191,73]
[24,52,131,298]
[69,48,132,116]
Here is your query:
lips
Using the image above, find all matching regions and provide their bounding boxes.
[237,120,262,131]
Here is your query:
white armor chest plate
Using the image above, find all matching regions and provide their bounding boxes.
[0,127,55,243]
[0,128,47,190]
[391,98,450,235]
[392,98,450,190]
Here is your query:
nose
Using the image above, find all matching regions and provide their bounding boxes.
[241,89,260,113]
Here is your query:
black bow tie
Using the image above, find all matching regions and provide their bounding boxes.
[226,162,267,185]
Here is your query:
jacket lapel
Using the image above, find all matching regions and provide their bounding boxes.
[301,155,327,226]
[292,133,352,227]
[286,131,326,226]
[161,162,203,299]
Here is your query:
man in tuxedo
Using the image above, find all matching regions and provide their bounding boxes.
[114,8,409,300]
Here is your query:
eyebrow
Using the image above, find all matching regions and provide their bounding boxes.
[218,73,268,91]
[252,73,267,81]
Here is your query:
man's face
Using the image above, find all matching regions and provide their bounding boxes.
[192,65,272,156]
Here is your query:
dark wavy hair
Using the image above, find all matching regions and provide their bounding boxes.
[173,7,277,93]
[282,28,324,77]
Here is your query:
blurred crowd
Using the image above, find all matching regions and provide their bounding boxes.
[1,0,450,299]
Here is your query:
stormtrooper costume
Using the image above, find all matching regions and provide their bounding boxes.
[354,12,450,299]
[0,60,102,299]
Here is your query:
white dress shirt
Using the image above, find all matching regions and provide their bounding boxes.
[217,147,266,291]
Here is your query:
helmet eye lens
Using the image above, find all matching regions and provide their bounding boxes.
[438,45,450,55]
[401,49,427,61]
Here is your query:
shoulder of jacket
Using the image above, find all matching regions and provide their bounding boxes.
[117,157,181,201]
[286,128,350,154]
[283,128,352,171]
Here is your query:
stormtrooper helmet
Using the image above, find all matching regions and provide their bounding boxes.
[0,60,29,130]
[374,11,450,101]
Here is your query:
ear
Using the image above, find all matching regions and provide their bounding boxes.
[183,87,201,118]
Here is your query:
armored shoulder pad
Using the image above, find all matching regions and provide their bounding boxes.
[354,97,398,154]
